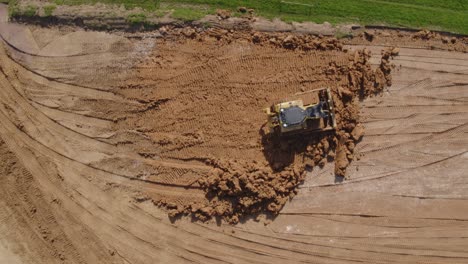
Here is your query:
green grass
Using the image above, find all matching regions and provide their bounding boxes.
[52,0,160,11]
[160,0,468,34]
[126,13,147,24]
[43,4,56,16]
[8,1,38,17]
[23,4,37,16]
[7,0,467,34]
[171,8,208,21]
[8,4,19,17]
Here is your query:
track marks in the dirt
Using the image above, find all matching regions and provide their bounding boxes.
[359,71,468,156]
[0,71,114,163]
[0,97,206,192]
[0,38,216,190]
[359,122,467,154]
[0,120,214,263]
[1,19,468,263]
[126,44,350,170]
[0,138,88,264]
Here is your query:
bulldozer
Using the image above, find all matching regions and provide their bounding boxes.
[265,88,337,135]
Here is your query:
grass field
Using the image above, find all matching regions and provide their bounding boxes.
[6,0,468,34]
[162,0,467,33]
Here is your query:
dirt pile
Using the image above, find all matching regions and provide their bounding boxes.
[350,29,467,53]
[324,47,397,177]
[363,31,375,41]
[251,32,343,51]
[413,29,439,40]
[216,9,231,20]
[190,134,343,223]
[160,26,344,51]
[199,47,396,222]
[195,159,305,223]
[121,29,396,222]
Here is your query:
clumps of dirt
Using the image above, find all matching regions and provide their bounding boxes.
[156,44,395,223]
[412,30,466,52]
[191,133,350,223]
[194,159,305,223]
[345,47,397,98]
[161,26,343,51]
[329,47,397,176]
[251,32,344,51]
[238,7,248,13]
[181,27,197,39]
[349,29,467,53]
[237,6,255,15]
[331,125,365,177]
[159,136,336,223]
[216,9,232,20]
[413,30,439,40]
[127,28,397,223]
[237,7,255,16]
[363,31,375,42]
[378,47,399,87]
[441,36,457,44]
[184,83,378,222]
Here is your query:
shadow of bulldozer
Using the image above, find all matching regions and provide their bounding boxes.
[259,124,336,172]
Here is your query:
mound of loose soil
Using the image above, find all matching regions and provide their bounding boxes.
[118,27,396,223]
[349,29,467,53]
[193,47,395,223]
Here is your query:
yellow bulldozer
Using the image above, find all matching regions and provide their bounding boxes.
[265,88,337,135]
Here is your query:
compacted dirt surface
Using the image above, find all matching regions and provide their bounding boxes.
[1,4,468,263]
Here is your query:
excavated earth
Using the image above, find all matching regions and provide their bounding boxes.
[1,4,468,263]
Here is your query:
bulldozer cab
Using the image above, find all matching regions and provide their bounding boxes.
[265,88,336,135]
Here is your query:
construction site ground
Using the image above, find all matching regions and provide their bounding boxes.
[1,4,468,263]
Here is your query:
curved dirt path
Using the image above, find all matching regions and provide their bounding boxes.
[1,5,468,263]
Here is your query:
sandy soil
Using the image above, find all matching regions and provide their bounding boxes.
[1,4,468,263]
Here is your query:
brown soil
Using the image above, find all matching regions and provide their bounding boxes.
[347,29,468,53]
[1,5,468,262]
[112,27,396,222]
